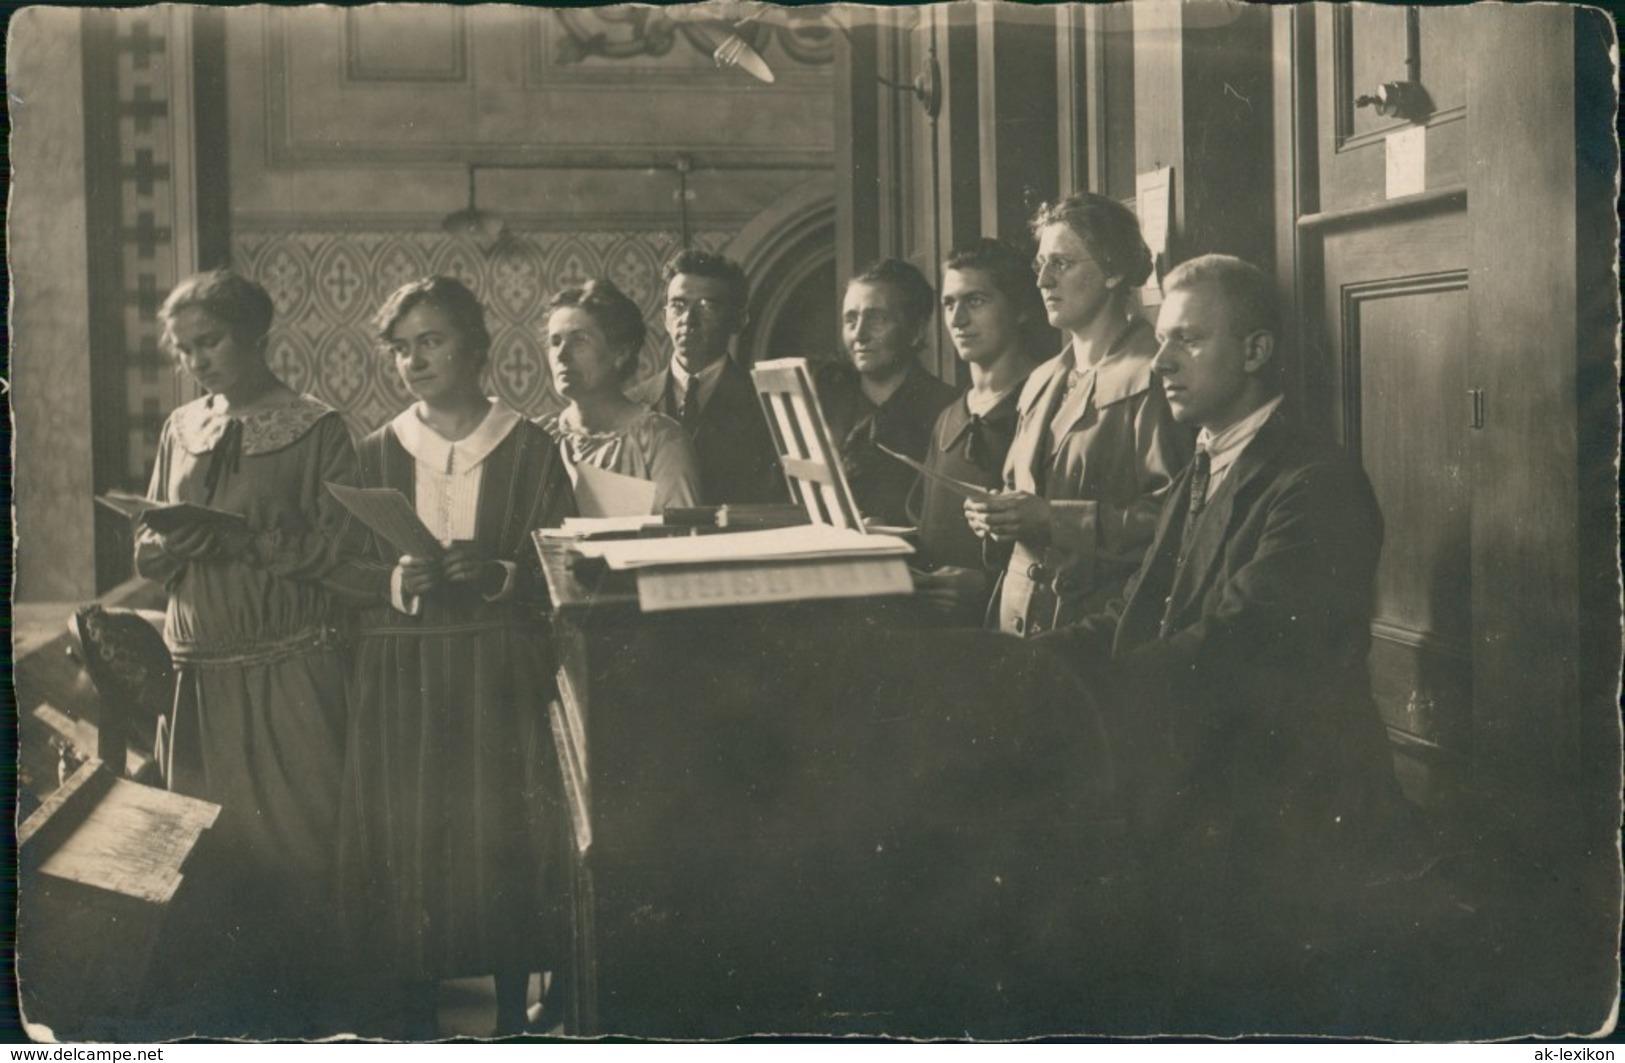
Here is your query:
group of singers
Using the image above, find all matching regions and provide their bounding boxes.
[135,189,1398,1035]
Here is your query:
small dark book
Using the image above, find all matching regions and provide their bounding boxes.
[96,491,248,535]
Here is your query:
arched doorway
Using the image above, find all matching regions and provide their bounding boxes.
[725,178,837,365]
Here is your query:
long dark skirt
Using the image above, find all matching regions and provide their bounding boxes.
[338,619,566,982]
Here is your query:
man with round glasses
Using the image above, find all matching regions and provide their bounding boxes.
[630,249,786,505]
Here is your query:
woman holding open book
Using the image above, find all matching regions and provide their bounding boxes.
[333,276,576,1037]
[537,279,701,515]
[136,269,355,1026]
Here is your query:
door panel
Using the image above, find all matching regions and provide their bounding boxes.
[1344,6,1467,141]
[1322,210,1471,766]
[1302,2,1477,790]
[1317,6,1468,212]
[1349,275,1472,753]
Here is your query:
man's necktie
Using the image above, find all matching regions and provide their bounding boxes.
[1181,448,1212,549]
[1188,448,1212,515]
[679,380,700,430]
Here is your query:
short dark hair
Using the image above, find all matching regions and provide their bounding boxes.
[1029,193,1154,288]
[159,270,276,349]
[1162,254,1280,341]
[547,279,647,382]
[943,238,1045,325]
[847,258,935,330]
[372,276,493,365]
[663,249,749,310]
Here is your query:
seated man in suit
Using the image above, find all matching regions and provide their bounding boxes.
[1039,254,1399,1020]
[631,249,786,505]
[817,258,957,529]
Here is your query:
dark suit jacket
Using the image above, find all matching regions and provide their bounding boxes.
[1042,409,1397,889]
[633,358,787,506]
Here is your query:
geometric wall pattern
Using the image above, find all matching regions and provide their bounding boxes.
[233,227,732,435]
[112,11,184,487]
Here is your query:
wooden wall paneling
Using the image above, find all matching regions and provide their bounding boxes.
[974,4,1059,242]
[1465,8,1581,794]
[192,7,232,271]
[918,3,991,384]
[81,10,134,593]
[876,16,915,267]
[933,4,982,258]
[1132,3,1272,266]
[1095,4,1137,204]
[1055,5,1088,198]
[1176,3,1273,269]
[1320,209,1472,800]
[1272,5,1323,416]
[160,7,200,287]
[1349,273,1474,763]
[1132,1,1183,222]
[835,18,882,286]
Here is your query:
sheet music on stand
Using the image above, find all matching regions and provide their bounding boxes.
[538,358,915,613]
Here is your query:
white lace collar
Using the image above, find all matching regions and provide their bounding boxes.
[170,394,335,456]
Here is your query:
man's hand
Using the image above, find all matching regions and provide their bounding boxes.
[964,491,1053,545]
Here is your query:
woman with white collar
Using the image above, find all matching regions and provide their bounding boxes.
[335,276,576,1037]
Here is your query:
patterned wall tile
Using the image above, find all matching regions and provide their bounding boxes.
[234,227,732,435]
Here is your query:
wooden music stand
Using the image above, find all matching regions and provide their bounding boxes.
[750,358,865,532]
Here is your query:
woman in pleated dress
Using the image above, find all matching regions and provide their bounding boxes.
[137,270,355,1033]
[334,276,576,1037]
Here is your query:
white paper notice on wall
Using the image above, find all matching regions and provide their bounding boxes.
[1135,167,1173,257]
[1385,125,1427,200]
[1136,167,1173,307]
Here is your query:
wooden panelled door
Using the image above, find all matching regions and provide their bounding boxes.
[1294,5,1475,800]
[1285,4,1591,808]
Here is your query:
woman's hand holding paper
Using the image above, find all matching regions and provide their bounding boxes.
[964,491,1053,545]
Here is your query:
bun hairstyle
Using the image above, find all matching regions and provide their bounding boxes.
[1029,192,1154,289]
[159,270,276,349]
[547,279,647,382]
[373,276,493,368]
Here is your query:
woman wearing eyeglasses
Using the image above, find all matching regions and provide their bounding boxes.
[964,194,1193,637]
[334,276,577,1036]
[538,279,701,514]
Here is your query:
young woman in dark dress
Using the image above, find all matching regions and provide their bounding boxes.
[332,276,576,1036]
[912,239,1044,625]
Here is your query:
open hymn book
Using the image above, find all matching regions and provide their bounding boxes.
[95,490,249,536]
